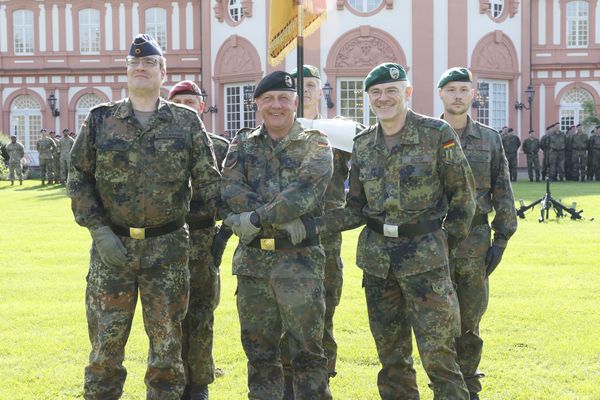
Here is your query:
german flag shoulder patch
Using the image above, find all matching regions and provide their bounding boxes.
[443,139,456,149]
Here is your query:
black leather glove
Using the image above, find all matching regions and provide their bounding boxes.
[89,226,129,267]
[485,245,506,277]
[211,225,233,268]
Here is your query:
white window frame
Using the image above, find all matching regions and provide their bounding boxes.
[13,10,34,55]
[489,0,504,18]
[476,79,508,130]
[145,8,167,51]
[228,0,244,22]
[224,83,256,139]
[559,88,593,130]
[566,1,588,48]
[337,78,376,127]
[76,94,103,134]
[79,9,100,54]
[346,0,384,13]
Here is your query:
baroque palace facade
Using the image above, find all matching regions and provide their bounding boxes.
[1,0,599,166]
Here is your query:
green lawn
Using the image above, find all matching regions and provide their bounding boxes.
[1,180,599,399]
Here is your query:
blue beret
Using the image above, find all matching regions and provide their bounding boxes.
[437,67,472,88]
[129,33,162,57]
[364,63,407,92]
[290,65,321,79]
[254,71,296,98]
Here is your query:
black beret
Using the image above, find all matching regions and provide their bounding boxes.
[290,65,320,79]
[40,129,46,133]
[437,67,472,88]
[254,71,296,98]
[508,128,514,133]
[364,63,407,92]
[129,33,162,57]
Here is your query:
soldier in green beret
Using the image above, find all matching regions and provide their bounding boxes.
[68,33,221,400]
[438,67,517,400]
[522,129,541,182]
[221,70,333,399]
[320,62,476,399]
[36,129,56,185]
[50,131,62,184]
[59,128,75,185]
[6,135,25,185]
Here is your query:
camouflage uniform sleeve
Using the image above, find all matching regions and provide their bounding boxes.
[439,125,476,245]
[318,139,367,234]
[255,132,333,225]
[190,116,221,210]
[490,133,518,247]
[19,143,25,158]
[220,131,267,217]
[67,112,106,229]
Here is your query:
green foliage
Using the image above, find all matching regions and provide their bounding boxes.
[582,100,600,126]
[0,132,10,179]
[0,180,600,399]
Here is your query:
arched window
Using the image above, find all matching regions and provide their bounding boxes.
[76,94,103,134]
[79,9,100,54]
[346,0,384,14]
[489,0,504,18]
[10,95,42,152]
[13,10,34,54]
[228,0,244,22]
[559,88,593,131]
[145,8,167,51]
[566,1,588,47]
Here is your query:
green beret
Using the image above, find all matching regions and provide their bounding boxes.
[254,71,296,98]
[364,63,407,92]
[290,65,321,79]
[437,67,472,88]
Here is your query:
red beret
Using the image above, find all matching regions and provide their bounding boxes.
[168,80,202,99]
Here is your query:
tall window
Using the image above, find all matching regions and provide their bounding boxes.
[347,0,383,13]
[10,95,42,152]
[559,88,593,131]
[79,9,100,54]
[338,79,376,127]
[228,0,244,22]
[476,80,508,130]
[490,0,504,18]
[145,8,167,51]
[224,84,256,138]
[76,94,103,134]
[566,1,588,47]
[13,10,34,54]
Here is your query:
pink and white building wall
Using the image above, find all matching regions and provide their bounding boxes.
[1,0,599,166]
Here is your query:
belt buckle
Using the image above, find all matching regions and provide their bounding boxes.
[129,227,146,240]
[383,224,399,238]
[260,238,275,251]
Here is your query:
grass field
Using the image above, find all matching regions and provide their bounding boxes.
[1,179,599,399]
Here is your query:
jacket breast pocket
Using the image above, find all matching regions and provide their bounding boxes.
[359,167,384,208]
[399,160,438,211]
[154,138,187,181]
[467,150,491,189]
[96,139,130,179]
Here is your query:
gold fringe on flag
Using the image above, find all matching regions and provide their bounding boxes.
[268,0,327,66]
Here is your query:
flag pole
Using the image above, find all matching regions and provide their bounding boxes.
[296,0,304,117]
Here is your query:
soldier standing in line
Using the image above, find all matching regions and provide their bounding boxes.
[36,128,56,185]
[6,135,25,185]
[501,127,520,182]
[59,128,75,185]
[167,79,232,400]
[571,124,588,182]
[522,129,541,182]
[51,131,62,184]
[438,67,518,400]
[67,33,221,399]
[564,125,575,180]
[320,63,475,399]
[589,126,600,181]
[540,125,552,180]
[221,71,334,400]
[548,123,567,181]
[273,65,353,399]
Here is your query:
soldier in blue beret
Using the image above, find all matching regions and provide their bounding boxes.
[68,33,221,400]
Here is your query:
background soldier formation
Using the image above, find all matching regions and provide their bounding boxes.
[6,135,25,185]
[500,127,520,182]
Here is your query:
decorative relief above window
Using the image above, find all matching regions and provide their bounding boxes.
[479,0,519,22]
[337,0,392,15]
[214,0,252,24]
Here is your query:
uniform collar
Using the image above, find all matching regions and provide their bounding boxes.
[113,97,174,122]
[372,109,420,148]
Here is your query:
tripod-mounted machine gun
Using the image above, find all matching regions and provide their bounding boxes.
[516,179,587,222]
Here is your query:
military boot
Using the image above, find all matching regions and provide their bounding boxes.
[470,392,480,400]
[19,179,23,185]
[10,180,14,185]
[189,384,208,400]
[42,180,46,186]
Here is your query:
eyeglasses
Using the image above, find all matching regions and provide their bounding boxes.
[126,57,160,68]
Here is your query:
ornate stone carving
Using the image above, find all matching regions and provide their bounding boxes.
[220,44,257,75]
[242,0,252,17]
[214,0,223,22]
[509,0,519,17]
[479,0,490,14]
[385,0,393,9]
[335,36,396,68]
[337,0,345,10]
[475,41,513,71]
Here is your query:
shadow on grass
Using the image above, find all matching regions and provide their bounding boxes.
[512,181,600,200]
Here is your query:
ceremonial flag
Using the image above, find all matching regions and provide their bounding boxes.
[268,0,327,66]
